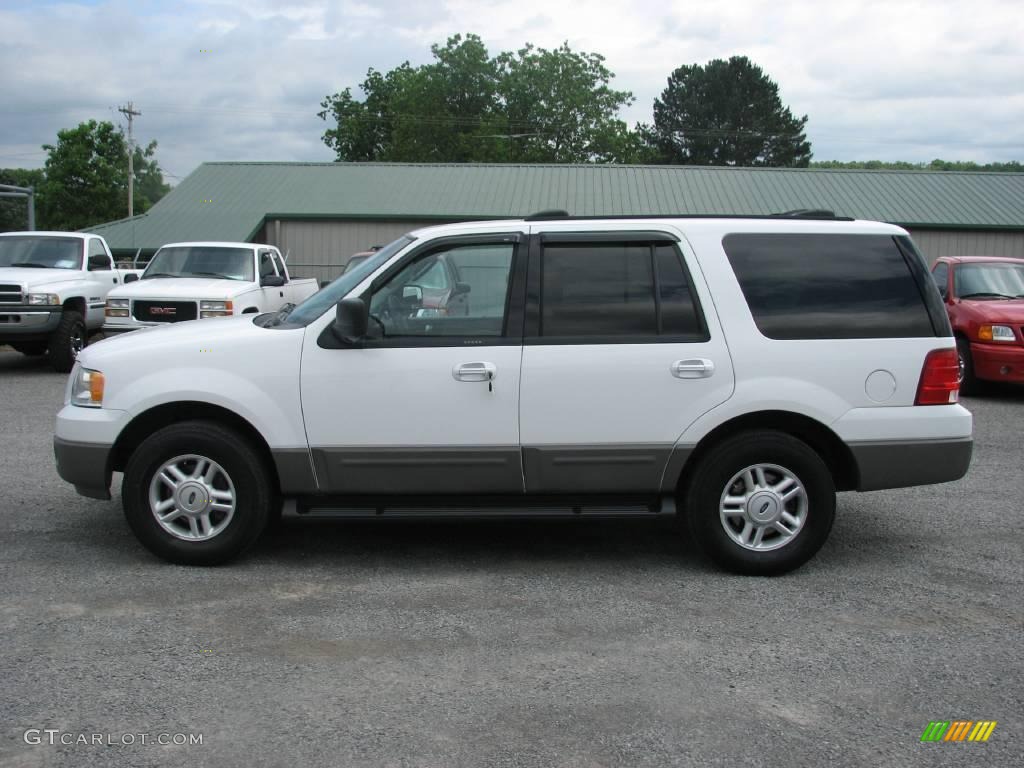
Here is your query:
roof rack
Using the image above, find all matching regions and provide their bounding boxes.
[520,211,854,222]
[771,209,839,219]
[525,209,571,221]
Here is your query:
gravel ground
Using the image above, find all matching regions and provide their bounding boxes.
[0,348,1021,768]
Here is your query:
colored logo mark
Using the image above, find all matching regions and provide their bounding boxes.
[921,720,997,742]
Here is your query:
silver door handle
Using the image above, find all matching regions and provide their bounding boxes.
[671,358,715,378]
[453,362,497,382]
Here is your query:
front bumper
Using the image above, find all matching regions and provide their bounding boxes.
[54,436,113,500]
[970,342,1024,383]
[0,306,62,341]
[54,404,129,500]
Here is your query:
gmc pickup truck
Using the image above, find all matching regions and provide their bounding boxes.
[0,231,139,371]
[103,242,318,332]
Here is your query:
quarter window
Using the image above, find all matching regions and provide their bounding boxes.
[723,233,936,340]
[932,262,948,298]
[539,241,706,340]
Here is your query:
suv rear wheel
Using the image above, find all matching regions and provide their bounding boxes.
[683,431,835,575]
[122,420,272,565]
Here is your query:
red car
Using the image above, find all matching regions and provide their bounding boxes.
[930,256,1024,392]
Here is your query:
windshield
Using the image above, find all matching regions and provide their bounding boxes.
[285,235,414,326]
[0,236,83,269]
[956,263,1024,298]
[143,246,254,281]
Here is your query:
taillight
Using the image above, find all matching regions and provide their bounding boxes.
[915,348,960,405]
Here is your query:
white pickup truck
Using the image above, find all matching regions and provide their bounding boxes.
[103,241,318,333]
[0,231,139,371]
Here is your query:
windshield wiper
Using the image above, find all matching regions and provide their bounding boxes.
[960,292,1014,299]
[9,262,50,268]
[142,272,178,279]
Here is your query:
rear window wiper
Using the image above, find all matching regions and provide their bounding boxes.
[959,292,1014,299]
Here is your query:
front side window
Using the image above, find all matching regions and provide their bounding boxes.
[143,246,254,281]
[0,236,83,270]
[954,262,1024,299]
[271,252,287,279]
[538,241,706,340]
[723,233,936,339]
[258,251,276,278]
[367,242,515,338]
[87,239,110,270]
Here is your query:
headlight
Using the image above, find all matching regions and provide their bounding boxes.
[200,300,233,318]
[28,293,60,305]
[978,324,1016,342]
[71,367,105,408]
[105,298,129,317]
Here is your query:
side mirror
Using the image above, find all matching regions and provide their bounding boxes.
[261,274,285,287]
[88,254,110,271]
[333,297,368,343]
[402,285,423,302]
[124,273,139,283]
[453,281,471,296]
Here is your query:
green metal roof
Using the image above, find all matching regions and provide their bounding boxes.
[85,162,1024,251]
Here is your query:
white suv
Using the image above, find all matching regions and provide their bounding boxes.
[53,214,972,574]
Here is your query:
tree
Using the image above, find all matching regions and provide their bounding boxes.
[812,159,1023,172]
[319,34,638,163]
[648,56,812,167]
[37,120,170,231]
[0,168,44,232]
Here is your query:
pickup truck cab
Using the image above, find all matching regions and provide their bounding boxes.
[930,256,1024,392]
[0,231,137,371]
[103,241,318,332]
[55,216,972,574]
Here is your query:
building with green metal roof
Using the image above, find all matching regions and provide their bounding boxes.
[84,162,1024,283]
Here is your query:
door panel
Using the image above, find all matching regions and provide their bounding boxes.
[519,229,734,493]
[300,234,526,495]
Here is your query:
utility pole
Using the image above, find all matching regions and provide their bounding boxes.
[118,101,141,217]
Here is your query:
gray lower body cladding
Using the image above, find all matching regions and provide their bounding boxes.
[848,437,973,491]
[53,437,112,500]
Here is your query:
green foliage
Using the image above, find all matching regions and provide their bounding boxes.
[0,168,44,232]
[319,34,638,163]
[811,159,1024,172]
[648,56,812,167]
[35,120,170,231]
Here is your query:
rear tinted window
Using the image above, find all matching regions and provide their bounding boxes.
[722,234,936,339]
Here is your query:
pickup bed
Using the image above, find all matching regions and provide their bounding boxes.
[0,231,139,371]
[103,241,318,332]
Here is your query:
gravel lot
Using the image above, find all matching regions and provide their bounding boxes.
[0,348,1021,768]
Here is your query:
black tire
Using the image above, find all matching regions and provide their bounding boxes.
[683,431,836,576]
[956,336,980,396]
[11,342,47,356]
[48,310,86,373]
[122,420,273,565]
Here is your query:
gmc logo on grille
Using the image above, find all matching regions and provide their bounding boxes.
[150,307,177,316]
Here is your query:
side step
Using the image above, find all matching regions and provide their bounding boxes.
[291,495,677,520]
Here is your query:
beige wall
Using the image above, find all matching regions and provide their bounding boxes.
[261,218,456,283]
[258,218,1024,281]
[908,228,1024,263]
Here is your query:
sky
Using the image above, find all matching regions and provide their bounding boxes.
[1,0,1022,183]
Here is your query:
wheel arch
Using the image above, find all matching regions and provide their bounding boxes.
[110,401,279,490]
[241,307,259,314]
[62,296,86,315]
[672,410,858,495]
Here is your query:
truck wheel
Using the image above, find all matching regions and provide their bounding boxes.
[122,420,272,565]
[48,310,86,373]
[956,337,980,395]
[12,342,47,356]
[683,431,835,576]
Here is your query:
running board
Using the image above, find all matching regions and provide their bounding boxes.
[291,495,676,520]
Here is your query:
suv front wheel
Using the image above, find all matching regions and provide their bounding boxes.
[122,420,273,565]
[683,431,835,575]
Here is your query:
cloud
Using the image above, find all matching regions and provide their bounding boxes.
[0,0,1021,179]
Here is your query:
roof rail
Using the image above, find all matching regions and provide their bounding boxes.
[525,209,571,221]
[771,209,839,219]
